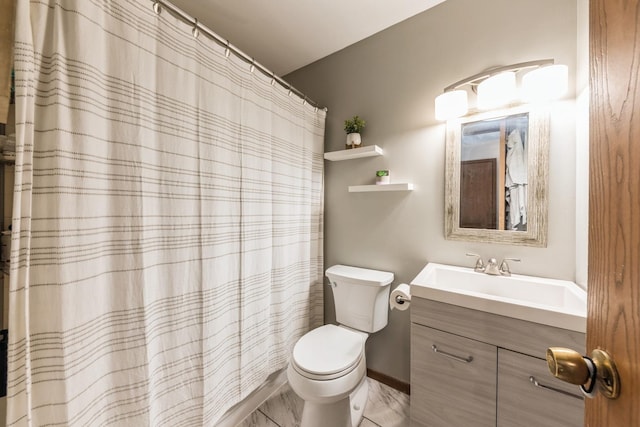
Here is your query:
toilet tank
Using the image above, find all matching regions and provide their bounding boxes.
[325,265,394,333]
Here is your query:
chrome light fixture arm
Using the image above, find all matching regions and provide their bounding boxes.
[442,59,555,93]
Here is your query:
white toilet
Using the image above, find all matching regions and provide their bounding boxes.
[287,264,394,427]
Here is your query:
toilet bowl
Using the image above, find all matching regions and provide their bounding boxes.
[287,324,369,427]
[287,265,394,427]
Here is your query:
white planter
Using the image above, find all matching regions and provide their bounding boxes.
[346,133,362,148]
[376,175,390,185]
[375,170,390,185]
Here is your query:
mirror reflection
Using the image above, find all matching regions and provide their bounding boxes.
[460,113,529,231]
[444,105,549,247]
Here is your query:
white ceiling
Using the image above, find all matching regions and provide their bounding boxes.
[167,0,447,76]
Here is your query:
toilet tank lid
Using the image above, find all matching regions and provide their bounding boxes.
[325,265,394,286]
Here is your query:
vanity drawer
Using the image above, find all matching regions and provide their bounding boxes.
[497,349,584,427]
[411,297,586,358]
[411,323,496,427]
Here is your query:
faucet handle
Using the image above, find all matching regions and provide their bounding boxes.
[499,257,521,276]
[466,253,485,272]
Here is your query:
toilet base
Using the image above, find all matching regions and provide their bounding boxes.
[299,377,369,427]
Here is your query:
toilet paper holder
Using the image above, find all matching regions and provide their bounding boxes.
[394,294,409,305]
[389,283,411,311]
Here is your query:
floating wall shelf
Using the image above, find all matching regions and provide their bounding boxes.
[324,145,383,161]
[348,183,414,193]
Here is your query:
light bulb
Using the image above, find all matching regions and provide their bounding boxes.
[435,90,468,121]
[477,72,516,110]
[522,64,568,102]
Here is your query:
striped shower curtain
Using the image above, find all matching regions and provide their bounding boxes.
[8,0,325,425]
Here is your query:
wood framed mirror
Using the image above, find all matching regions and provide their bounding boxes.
[444,105,549,247]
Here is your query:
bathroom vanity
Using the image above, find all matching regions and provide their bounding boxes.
[409,263,587,427]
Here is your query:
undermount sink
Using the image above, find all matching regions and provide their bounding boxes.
[410,263,587,332]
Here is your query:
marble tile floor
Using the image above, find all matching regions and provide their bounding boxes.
[238,377,409,427]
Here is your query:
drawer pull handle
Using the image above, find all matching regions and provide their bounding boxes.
[529,376,583,400]
[431,345,474,363]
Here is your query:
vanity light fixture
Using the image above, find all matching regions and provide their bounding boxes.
[435,90,468,121]
[435,59,568,121]
[521,64,568,103]
[476,71,516,110]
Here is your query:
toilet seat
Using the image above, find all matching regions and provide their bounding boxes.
[292,324,366,380]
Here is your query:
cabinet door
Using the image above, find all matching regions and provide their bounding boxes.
[411,324,497,427]
[497,349,584,427]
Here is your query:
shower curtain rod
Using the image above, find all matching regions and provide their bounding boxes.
[151,1,327,111]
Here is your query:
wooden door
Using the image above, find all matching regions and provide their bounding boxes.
[460,159,497,229]
[588,0,640,425]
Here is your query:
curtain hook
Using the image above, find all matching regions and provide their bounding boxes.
[287,85,292,97]
[314,106,318,112]
[224,41,231,58]
[302,97,307,106]
[153,1,161,14]
[192,19,199,38]
[270,72,276,86]
[249,59,255,73]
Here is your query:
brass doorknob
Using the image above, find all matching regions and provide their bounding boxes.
[546,347,620,399]
[546,347,591,385]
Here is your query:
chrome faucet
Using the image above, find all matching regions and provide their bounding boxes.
[498,257,521,276]
[466,253,485,273]
[484,258,500,275]
[467,253,521,276]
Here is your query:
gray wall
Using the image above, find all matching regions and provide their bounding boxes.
[286,0,579,383]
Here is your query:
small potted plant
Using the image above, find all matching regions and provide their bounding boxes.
[344,115,366,148]
[376,169,390,185]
